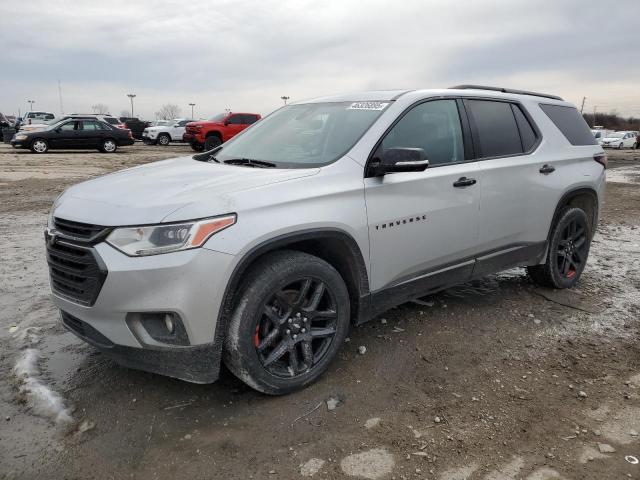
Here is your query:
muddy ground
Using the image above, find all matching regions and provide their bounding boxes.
[0,143,639,480]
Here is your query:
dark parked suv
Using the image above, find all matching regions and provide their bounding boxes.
[11,117,134,153]
[119,117,150,139]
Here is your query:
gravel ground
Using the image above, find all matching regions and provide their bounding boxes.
[0,143,639,480]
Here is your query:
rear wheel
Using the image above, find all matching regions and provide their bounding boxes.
[527,207,591,289]
[223,250,350,395]
[100,139,117,153]
[30,138,48,154]
[190,142,204,152]
[204,135,221,151]
[157,134,170,146]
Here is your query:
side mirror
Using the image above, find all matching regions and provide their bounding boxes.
[369,148,429,176]
[224,120,230,126]
[173,124,179,128]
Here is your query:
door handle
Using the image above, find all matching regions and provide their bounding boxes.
[539,164,556,174]
[453,177,477,188]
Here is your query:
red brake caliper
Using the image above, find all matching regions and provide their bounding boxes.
[254,325,260,347]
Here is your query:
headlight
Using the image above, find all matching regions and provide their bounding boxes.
[106,214,236,256]
[15,134,28,140]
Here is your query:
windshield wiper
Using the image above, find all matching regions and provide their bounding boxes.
[223,158,276,168]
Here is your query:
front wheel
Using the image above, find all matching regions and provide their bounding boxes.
[204,135,221,151]
[527,207,592,289]
[223,250,350,395]
[30,138,48,154]
[157,134,170,146]
[618,142,624,150]
[100,139,117,153]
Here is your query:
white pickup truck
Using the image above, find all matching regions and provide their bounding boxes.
[142,118,193,145]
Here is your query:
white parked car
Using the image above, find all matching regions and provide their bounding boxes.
[591,129,612,145]
[601,131,637,149]
[142,118,193,145]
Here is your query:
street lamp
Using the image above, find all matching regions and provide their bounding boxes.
[27,100,35,111]
[127,93,136,117]
[281,96,290,105]
[189,103,195,119]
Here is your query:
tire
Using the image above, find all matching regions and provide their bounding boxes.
[618,142,623,150]
[223,250,350,395]
[204,135,222,151]
[527,207,592,289]
[190,142,204,152]
[30,138,48,154]
[157,134,170,146]
[100,138,118,153]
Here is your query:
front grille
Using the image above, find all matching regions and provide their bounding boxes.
[53,217,108,241]
[61,311,113,347]
[46,238,107,306]
[185,126,200,134]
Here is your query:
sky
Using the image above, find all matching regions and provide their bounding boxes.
[1,0,639,120]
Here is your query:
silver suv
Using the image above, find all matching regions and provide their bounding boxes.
[46,86,606,394]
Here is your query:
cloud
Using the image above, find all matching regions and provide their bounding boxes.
[1,0,638,118]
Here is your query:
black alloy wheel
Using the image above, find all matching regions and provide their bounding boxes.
[255,277,338,378]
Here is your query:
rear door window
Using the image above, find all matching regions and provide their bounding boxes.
[511,105,538,152]
[539,104,597,146]
[227,115,243,125]
[465,99,523,158]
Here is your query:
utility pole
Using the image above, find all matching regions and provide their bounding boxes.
[58,80,64,115]
[281,96,290,105]
[27,100,35,111]
[189,103,195,119]
[593,105,597,127]
[127,93,136,117]
[580,96,586,114]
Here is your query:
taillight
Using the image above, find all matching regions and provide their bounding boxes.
[594,153,607,169]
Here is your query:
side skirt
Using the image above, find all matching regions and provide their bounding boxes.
[358,241,546,323]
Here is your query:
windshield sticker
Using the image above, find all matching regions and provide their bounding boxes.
[347,102,389,111]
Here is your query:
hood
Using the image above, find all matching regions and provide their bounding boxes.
[53,156,319,226]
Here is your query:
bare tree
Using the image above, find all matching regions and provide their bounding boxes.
[91,103,109,114]
[155,104,181,120]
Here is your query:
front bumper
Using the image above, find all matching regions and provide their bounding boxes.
[50,241,236,383]
[183,133,203,145]
[10,138,27,148]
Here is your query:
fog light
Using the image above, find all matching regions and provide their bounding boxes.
[126,312,189,346]
[164,314,175,334]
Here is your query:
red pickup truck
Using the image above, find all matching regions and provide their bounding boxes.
[183,112,261,151]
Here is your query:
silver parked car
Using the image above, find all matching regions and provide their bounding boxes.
[46,85,606,394]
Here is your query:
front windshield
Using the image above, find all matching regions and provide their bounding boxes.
[212,101,390,167]
[209,113,226,122]
[608,132,624,138]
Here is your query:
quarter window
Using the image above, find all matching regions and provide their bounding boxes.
[380,99,464,166]
[539,104,597,146]
[466,100,522,158]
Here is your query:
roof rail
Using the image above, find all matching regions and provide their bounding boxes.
[449,84,564,101]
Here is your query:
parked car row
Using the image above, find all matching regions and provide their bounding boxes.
[592,127,639,149]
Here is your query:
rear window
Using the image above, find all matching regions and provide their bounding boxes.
[539,104,597,146]
[104,117,119,125]
[466,99,523,157]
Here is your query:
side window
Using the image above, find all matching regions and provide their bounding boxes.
[81,121,102,130]
[539,104,597,146]
[178,120,190,127]
[512,105,538,152]
[380,99,464,166]
[466,100,522,157]
[244,114,259,124]
[59,121,76,131]
[227,115,243,125]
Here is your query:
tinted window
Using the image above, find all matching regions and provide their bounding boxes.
[512,105,538,151]
[104,117,119,125]
[243,114,259,124]
[178,120,190,127]
[466,100,522,157]
[82,121,104,130]
[381,99,464,166]
[539,104,597,146]
[227,115,243,125]
[59,121,77,131]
